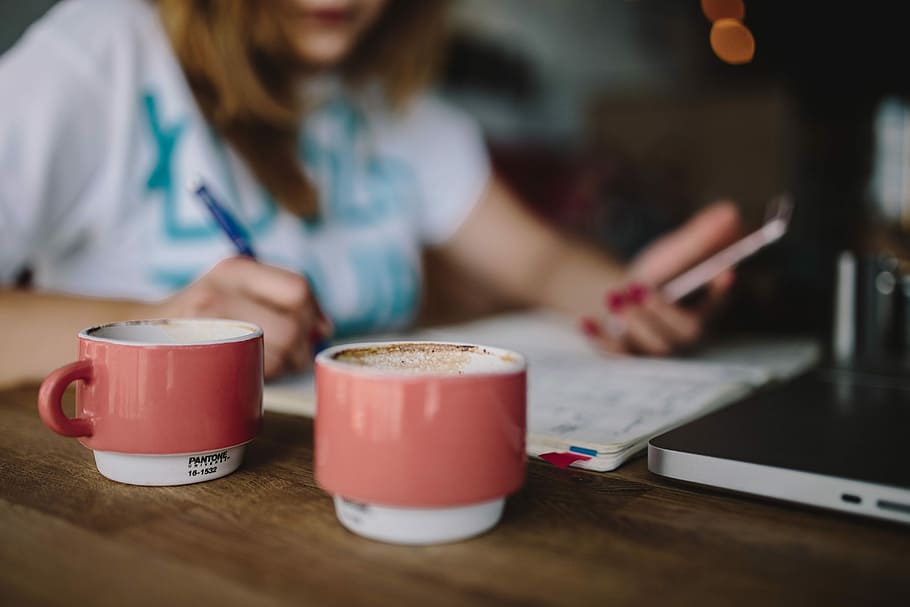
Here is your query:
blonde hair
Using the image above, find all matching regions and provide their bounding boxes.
[157,0,449,217]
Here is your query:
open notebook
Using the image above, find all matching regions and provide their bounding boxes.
[264,310,819,471]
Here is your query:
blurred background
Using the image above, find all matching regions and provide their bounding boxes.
[5,0,910,351]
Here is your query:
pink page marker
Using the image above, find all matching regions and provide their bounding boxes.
[539,451,592,469]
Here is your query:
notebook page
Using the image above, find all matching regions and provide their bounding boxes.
[418,311,819,386]
[263,343,751,453]
[264,373,316,416]
[682,337,821,381]
[421,311,817,451]
[263,310,819,461]
[522,350,752,452]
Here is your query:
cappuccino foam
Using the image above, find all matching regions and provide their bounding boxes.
[331,343,522,375]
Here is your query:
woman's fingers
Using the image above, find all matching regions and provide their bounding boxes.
[583,283,712,356]
[217,294,307,375]
[630,201,743,285]
[209,258,334,359]
[639,296,703,347]
[580,316,629,355]
[622,308,675,356]
[263,349,286,379]
[308,287,334,339]
[158,257,331,378]
[695,269,736,318]
[208,256,315,315]
[576,202,744,359]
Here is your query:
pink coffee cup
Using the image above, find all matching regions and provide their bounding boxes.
[37,319,263,486]
[315,341,527,544]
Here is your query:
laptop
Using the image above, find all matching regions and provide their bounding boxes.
[648,366,910,525]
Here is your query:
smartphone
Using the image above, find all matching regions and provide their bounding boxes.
[661,195,793,303]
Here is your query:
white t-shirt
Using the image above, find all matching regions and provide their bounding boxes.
[0,0,490,336]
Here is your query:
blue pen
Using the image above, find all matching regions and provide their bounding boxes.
[192,180,257,258]
[191,178,330,356]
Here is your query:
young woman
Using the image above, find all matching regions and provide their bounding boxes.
[0,0,740,385]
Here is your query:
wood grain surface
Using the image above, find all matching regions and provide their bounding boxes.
[2,385,908,606]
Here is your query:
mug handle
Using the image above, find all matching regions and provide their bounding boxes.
[37,360,95,437]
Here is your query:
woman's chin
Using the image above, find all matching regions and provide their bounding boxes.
[290,37,356,69]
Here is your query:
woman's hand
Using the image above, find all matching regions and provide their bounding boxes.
[148,257,332,378]
[435,177,742,357]
[582,201,742,356]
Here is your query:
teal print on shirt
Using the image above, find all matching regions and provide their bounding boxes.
[143,92,214,239]
[331,245,420,336]
[209,135,278,237]
[300,98,416,226]
[297,97,423,333]
[143,91,277,242]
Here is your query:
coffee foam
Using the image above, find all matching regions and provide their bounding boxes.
[330,343,522,375]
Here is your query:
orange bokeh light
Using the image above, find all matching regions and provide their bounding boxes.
[710,18,755,65]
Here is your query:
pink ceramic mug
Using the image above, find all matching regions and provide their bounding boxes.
[38,319,263,486]
[315,341,527,544]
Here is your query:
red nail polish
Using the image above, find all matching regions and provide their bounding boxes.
[605,290,627,313]
[627,283,649,305]
[579,317,601,337]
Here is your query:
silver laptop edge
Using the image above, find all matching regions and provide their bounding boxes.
[648,444,910,525]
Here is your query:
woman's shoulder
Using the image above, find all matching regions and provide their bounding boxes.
[34,0,157,36]
[3,0,178,107]
[18,0,162,68]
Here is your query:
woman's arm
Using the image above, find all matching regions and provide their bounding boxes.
[0,258,331,388]
[0,290,148,387]
[435,176,742,355]
[432,178,625,317]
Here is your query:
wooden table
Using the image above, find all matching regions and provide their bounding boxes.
[2,385,908,606]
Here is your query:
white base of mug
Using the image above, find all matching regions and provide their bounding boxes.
[333,495,505,545]
[93,445,246,486]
